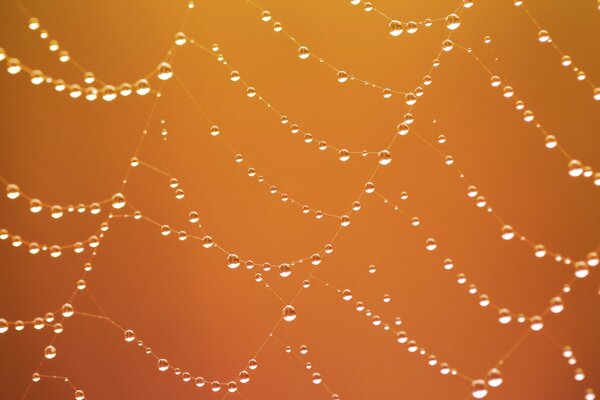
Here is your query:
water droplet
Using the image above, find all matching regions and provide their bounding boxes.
[336,70,348,83]
[157,62,173,80]
[112,193,125,209]
[61,303,74,318]
[574,261,589,278]
[239,370,250,383]
[534,244,546,258]
[406,21,418,34]
[471,379,488,398]
[174,32,187,46]
[227,254,241,269]
[202,236,214,248]
[425,238,437,251]
[7,58,22,74]
[342,289,353,301]
[340,215,351,227]
[248,359,258,370]
[298,46,310,60]
[6,184,21,199]
[158,359,169,371]
[499,227,517,244]
[568,160,583,177]
[312,372,322,384]
[30,70,44,85]
[0,319,8,333]
[282,305,297,321]
[442,39,454,52]
[311,254,321,265]
[338,149,350,162]
[33,318,44,330]
[388,20,403,36]
[44,345,57,359]
[587,252,599,267]
[549,297,564,313]
[188,211,200,223]
[124,329,135,342]
[28,17,40,30]
[530,316,544,331]
[405,93,417,105]
[135,79,151,95]
[279,263,292,277]
[378,150,392,165]
[445,14,460,30]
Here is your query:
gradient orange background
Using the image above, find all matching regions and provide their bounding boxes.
[1,0,599,399]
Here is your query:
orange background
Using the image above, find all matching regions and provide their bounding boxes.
[1,0,599,399]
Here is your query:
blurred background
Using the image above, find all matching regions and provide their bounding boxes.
[0,0,599,399]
